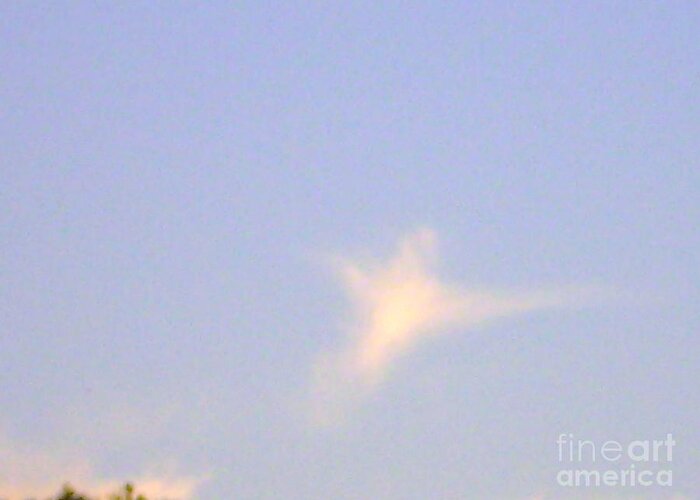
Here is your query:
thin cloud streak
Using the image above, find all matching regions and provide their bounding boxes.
[310,228,602,424]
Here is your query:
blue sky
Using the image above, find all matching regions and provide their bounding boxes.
[1,2,699,499]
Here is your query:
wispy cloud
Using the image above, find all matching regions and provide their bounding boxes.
[310,228,601,424]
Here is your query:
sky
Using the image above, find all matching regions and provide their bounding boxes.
[1,2,699,499]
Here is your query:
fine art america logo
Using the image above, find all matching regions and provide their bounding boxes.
[556,433,675,488]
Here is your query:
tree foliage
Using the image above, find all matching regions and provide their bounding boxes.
[52,482,147,500]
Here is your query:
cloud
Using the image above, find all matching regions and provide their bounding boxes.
[310,228,599,424]
[0,426,207,500]
[83,474,205,500]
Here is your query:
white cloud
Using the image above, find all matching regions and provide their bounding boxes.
[0,426,207,500]
[310,228,600,424]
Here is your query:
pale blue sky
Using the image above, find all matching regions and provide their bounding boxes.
[1,2,699,499]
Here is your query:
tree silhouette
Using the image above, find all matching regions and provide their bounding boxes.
[52,482,147,500]
[54,484,91,500]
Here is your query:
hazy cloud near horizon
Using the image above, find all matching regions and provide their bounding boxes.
[0,425,206,500]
